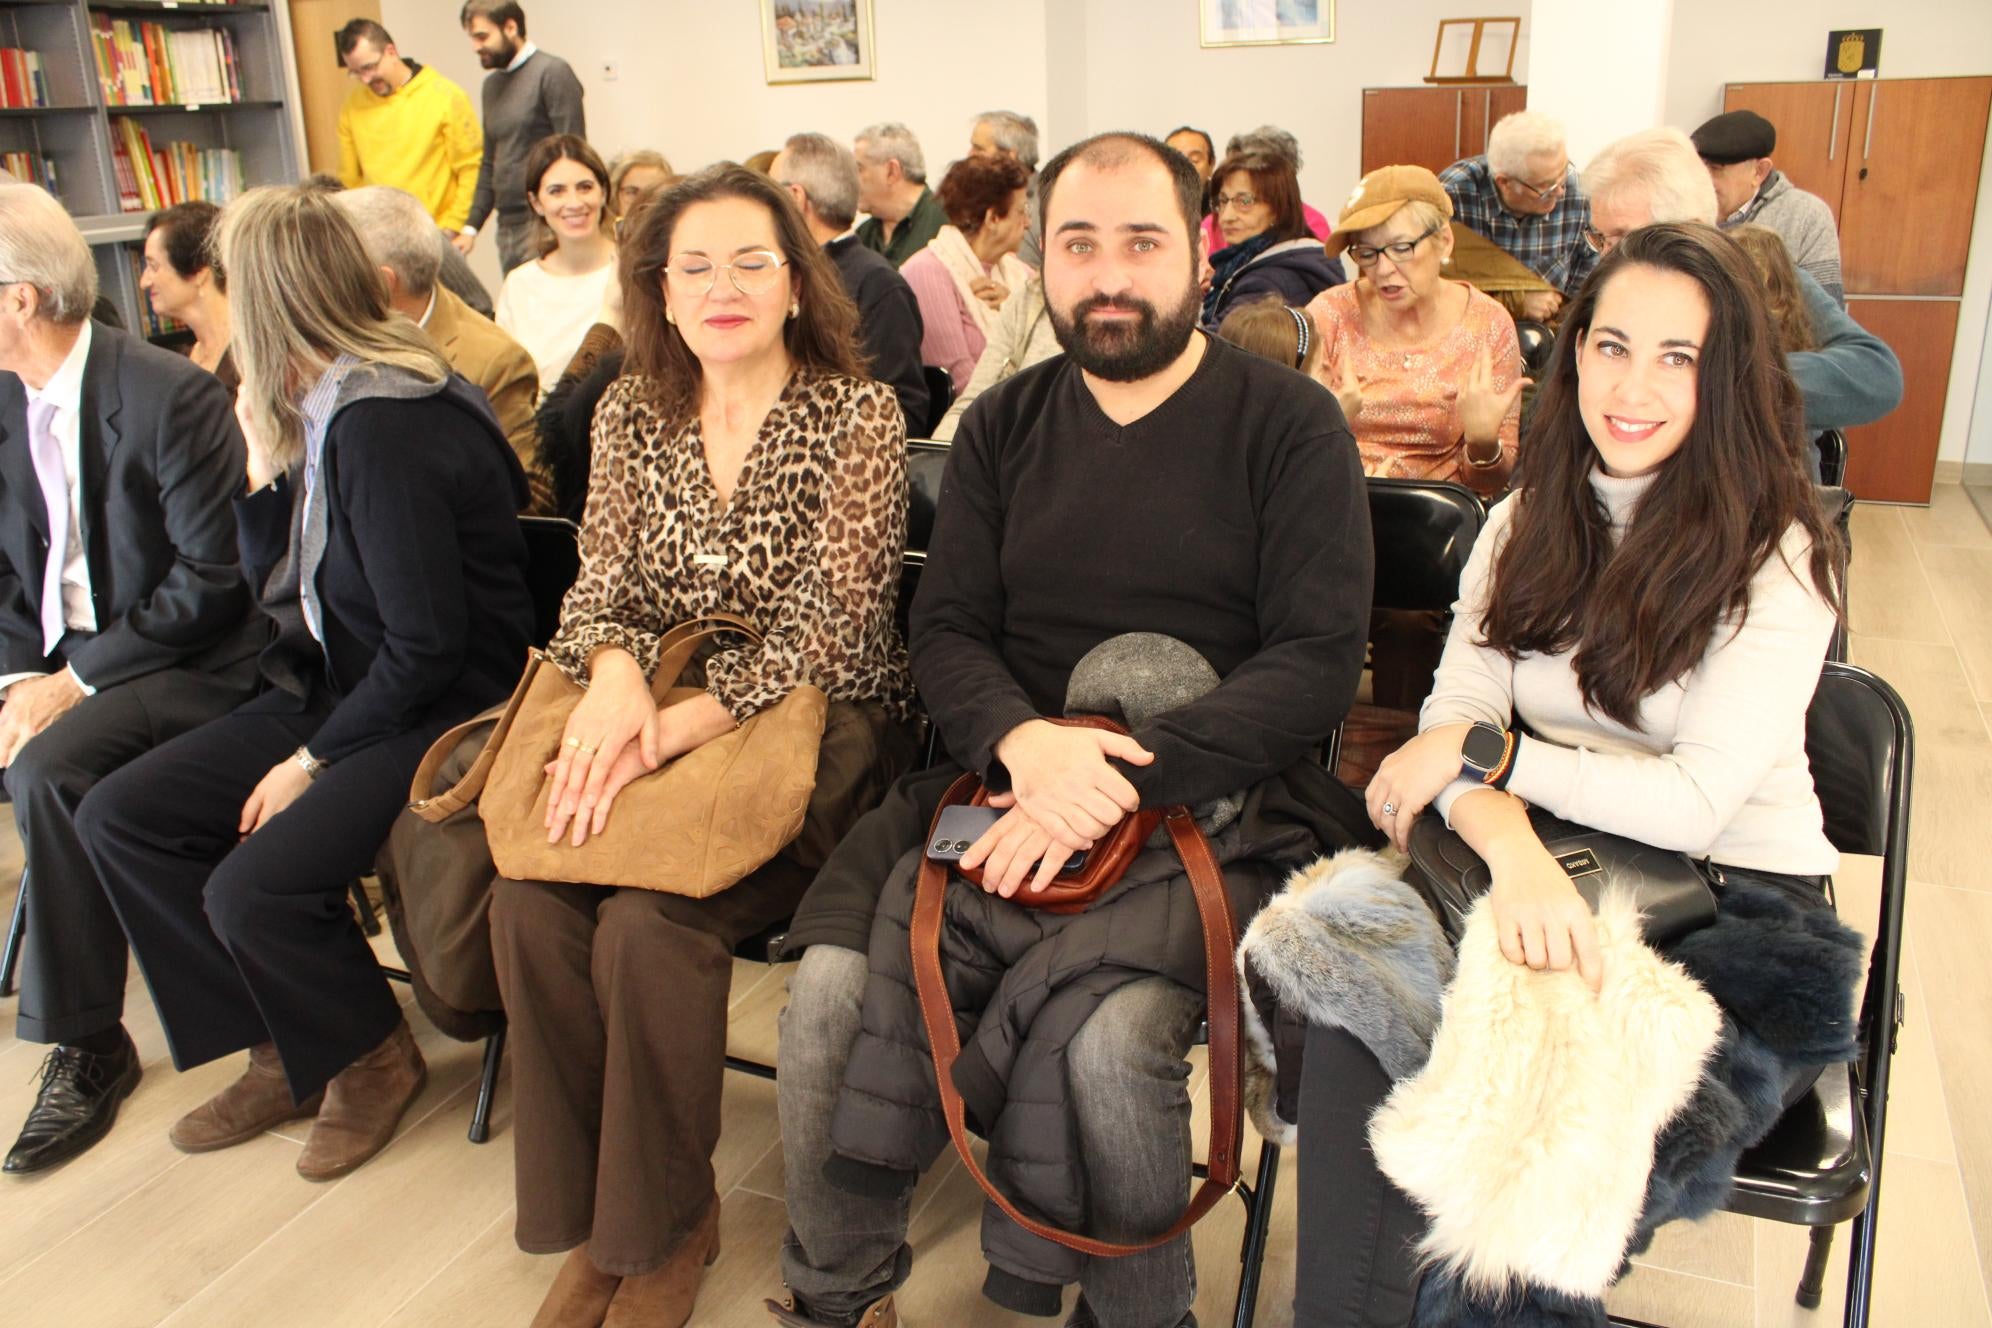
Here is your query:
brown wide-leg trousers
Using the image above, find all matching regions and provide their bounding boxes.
[487,702,917,1277]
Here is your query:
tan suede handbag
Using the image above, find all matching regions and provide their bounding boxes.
[408,614,827,896]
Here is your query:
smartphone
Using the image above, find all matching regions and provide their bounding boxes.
[927,804,1095,878]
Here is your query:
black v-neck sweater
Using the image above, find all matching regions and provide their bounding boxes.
[909,334,1374,808]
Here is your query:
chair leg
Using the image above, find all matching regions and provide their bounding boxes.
[1797,1224,1834,1311]
[0,867,26,999]
[349,879,381,937]
[469,1024,506,1145]
[1232,1142,1281,1328]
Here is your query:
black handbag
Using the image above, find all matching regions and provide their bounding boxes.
[1405,805,1719,948]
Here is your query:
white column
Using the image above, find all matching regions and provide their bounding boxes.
[1526,0,1678,169]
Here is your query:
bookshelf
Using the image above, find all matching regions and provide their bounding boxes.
[0,0,306,338]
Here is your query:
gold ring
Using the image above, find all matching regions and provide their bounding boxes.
[563,737,583,749]
[576,743,597,756]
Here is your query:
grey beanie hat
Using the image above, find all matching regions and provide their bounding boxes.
[1065,633,1244,834]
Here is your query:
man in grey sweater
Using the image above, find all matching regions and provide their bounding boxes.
[456,0,585,274]
[1693,110,1845,304]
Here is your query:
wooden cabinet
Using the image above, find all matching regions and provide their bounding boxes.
[1361,85,1527,177]
[1725,76,1992,504]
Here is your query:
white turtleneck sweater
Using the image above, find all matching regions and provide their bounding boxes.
[1423,468,1841,875]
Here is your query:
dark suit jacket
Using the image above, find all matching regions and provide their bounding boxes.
[827,235,928,435]
[235,376,534,764]
[0,321,261,688]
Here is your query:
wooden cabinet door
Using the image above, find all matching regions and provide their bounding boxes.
[1459,86,1530,159]
[1841,298,1960,505]
[1839,77,1992,297]
[1721,81,1855,221]
[1362,88,1461,176]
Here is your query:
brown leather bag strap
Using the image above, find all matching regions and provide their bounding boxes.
[649,614,765,702]
[910,781,1243,1257]
[407,650,547,822]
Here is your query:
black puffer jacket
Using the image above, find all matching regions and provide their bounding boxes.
[1205,237,1346,329]
[825,759,1361,1310]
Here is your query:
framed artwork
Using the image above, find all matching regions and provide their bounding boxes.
[761,0,876,84]
[1199,0,1336,49]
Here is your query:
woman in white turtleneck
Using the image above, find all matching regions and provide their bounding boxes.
[1366,221,1846,990]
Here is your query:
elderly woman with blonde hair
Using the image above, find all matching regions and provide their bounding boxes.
[76,185,534,1184]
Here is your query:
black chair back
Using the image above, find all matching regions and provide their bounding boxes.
[1367,478,1486,614]
[922,366,955,437]
[519,515,582,649]
[1816,430,1849,488]
[1805,664,1910,866]
[906,440,948,560]
[1514,318,1556,380]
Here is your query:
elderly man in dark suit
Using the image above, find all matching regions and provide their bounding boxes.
[0,183,263,1174]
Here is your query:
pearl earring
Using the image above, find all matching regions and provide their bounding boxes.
[665,309,676,324]
[788,302,800,319]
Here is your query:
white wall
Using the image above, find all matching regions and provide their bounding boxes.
[1664,0,1992,467]
[1528,0,1671,167]
[378,0,1052,292]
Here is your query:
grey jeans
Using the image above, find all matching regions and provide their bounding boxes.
[777,943,1206,1328]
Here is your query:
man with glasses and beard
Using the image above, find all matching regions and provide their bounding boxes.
[455,1,585,273]
[766,132,1372,1328]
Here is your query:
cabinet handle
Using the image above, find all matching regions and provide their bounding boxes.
[1828,86,1841,161]
[1454,92,1462,158]
[1863,85,1877,161]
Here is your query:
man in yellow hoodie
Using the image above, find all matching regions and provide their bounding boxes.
[335,21,483,237]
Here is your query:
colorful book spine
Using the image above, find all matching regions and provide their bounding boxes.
[93,17,242,106]
[110,116,245,213]
[0,49,49,109]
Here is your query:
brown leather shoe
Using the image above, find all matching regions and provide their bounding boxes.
[603,1195,721,1328]
[295,1020,426,1182]
[763,1288,899,1327]
[530,1247,622,1328]
[170,1043,320,1154]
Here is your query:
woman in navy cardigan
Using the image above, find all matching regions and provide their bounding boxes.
[77,186,533,1182]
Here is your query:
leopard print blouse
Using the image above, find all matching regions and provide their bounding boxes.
[547,369,915,723]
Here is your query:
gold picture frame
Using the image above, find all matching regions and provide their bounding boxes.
[761,0,877,85]
[1425,17,1520,85]
[1199,0,1337,49]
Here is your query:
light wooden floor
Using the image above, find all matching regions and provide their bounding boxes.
[4,488,1992,1328]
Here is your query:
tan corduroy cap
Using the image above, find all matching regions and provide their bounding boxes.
[1324,165,1455,256]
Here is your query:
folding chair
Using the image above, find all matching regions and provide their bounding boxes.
[0,865,25,999]
[921,367,955,437]
[376,514,583,1144]
[1817,430,1849,488]
[1612,662,1913,1327]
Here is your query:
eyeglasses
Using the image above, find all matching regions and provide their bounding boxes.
[1507,172,1568,203]
[664,250,789,297]
[1582,226,1628,255]
[1212,192,1261,213]
[1347,225,1441,268]
[346,55,386,80]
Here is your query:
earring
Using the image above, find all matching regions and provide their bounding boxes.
[665,309,676,325]
[788,302,800,319]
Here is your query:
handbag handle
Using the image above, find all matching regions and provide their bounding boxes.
[649,613,765,702]
[909,773,1244,1256]
[406,650,547,822]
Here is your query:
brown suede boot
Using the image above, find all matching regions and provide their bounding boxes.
[763,1288,899,1328]
[295,1020,426,1182]
[529,1247,622,1328]
[170,1043,321,1154]
[601,1195,721,1328]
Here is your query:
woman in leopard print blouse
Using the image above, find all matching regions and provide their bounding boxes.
[489,164,919,1328]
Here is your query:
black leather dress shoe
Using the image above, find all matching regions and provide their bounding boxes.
[4,1030,142,1175]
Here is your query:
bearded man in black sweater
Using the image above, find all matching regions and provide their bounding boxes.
[768,133,1373,1328]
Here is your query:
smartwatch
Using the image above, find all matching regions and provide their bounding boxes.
[1459,721,1516,789]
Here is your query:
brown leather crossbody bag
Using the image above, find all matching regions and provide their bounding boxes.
[909,716,1244,1257]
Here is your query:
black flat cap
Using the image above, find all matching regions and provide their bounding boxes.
[1692,110,1776,164]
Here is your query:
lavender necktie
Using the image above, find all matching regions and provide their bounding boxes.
[25,397,68,656]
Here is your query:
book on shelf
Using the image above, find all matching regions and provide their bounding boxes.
[1,151,59,197]
[92,15,241,107]
[127,246,187,339]
[111,116,244,213]
[0,49,50,109]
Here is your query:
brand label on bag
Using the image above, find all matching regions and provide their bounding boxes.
[1556,848,1603,880]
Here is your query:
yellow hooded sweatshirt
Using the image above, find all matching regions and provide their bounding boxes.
[337,64,483,232]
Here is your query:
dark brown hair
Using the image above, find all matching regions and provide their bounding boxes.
[523,133,611,256]
[1209,152,1307,245]
[1217,294,1317,373]
[1479,222,1843,728]
[459,0,525,35]
[936,154,1029,236]
[621,163,867,429]
[1038,132,1205,248]
[1727,223,1816,354]
[145,199,224,288]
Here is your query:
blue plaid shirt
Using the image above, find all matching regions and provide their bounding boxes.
[1440,155,1598,297]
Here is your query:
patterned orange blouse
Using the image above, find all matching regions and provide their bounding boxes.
[547,370,915,723]
[1306,279,1523,496]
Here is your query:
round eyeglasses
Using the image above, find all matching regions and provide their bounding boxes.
[664,250,789,297]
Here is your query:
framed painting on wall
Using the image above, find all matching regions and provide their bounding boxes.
[761,0,876,84]
[1199,0,1336,48]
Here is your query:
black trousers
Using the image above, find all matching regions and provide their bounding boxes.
[75,693,427,1100]
[1293,1024,1425,1328]
[4,660,255,1044]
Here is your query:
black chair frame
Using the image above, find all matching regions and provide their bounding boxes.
[1612,662,1912,1327]
[921,366,955,438]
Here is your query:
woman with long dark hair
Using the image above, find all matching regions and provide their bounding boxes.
[1289,223,1846,1322]
[496,133,618,394]
[488,164,916,1328]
